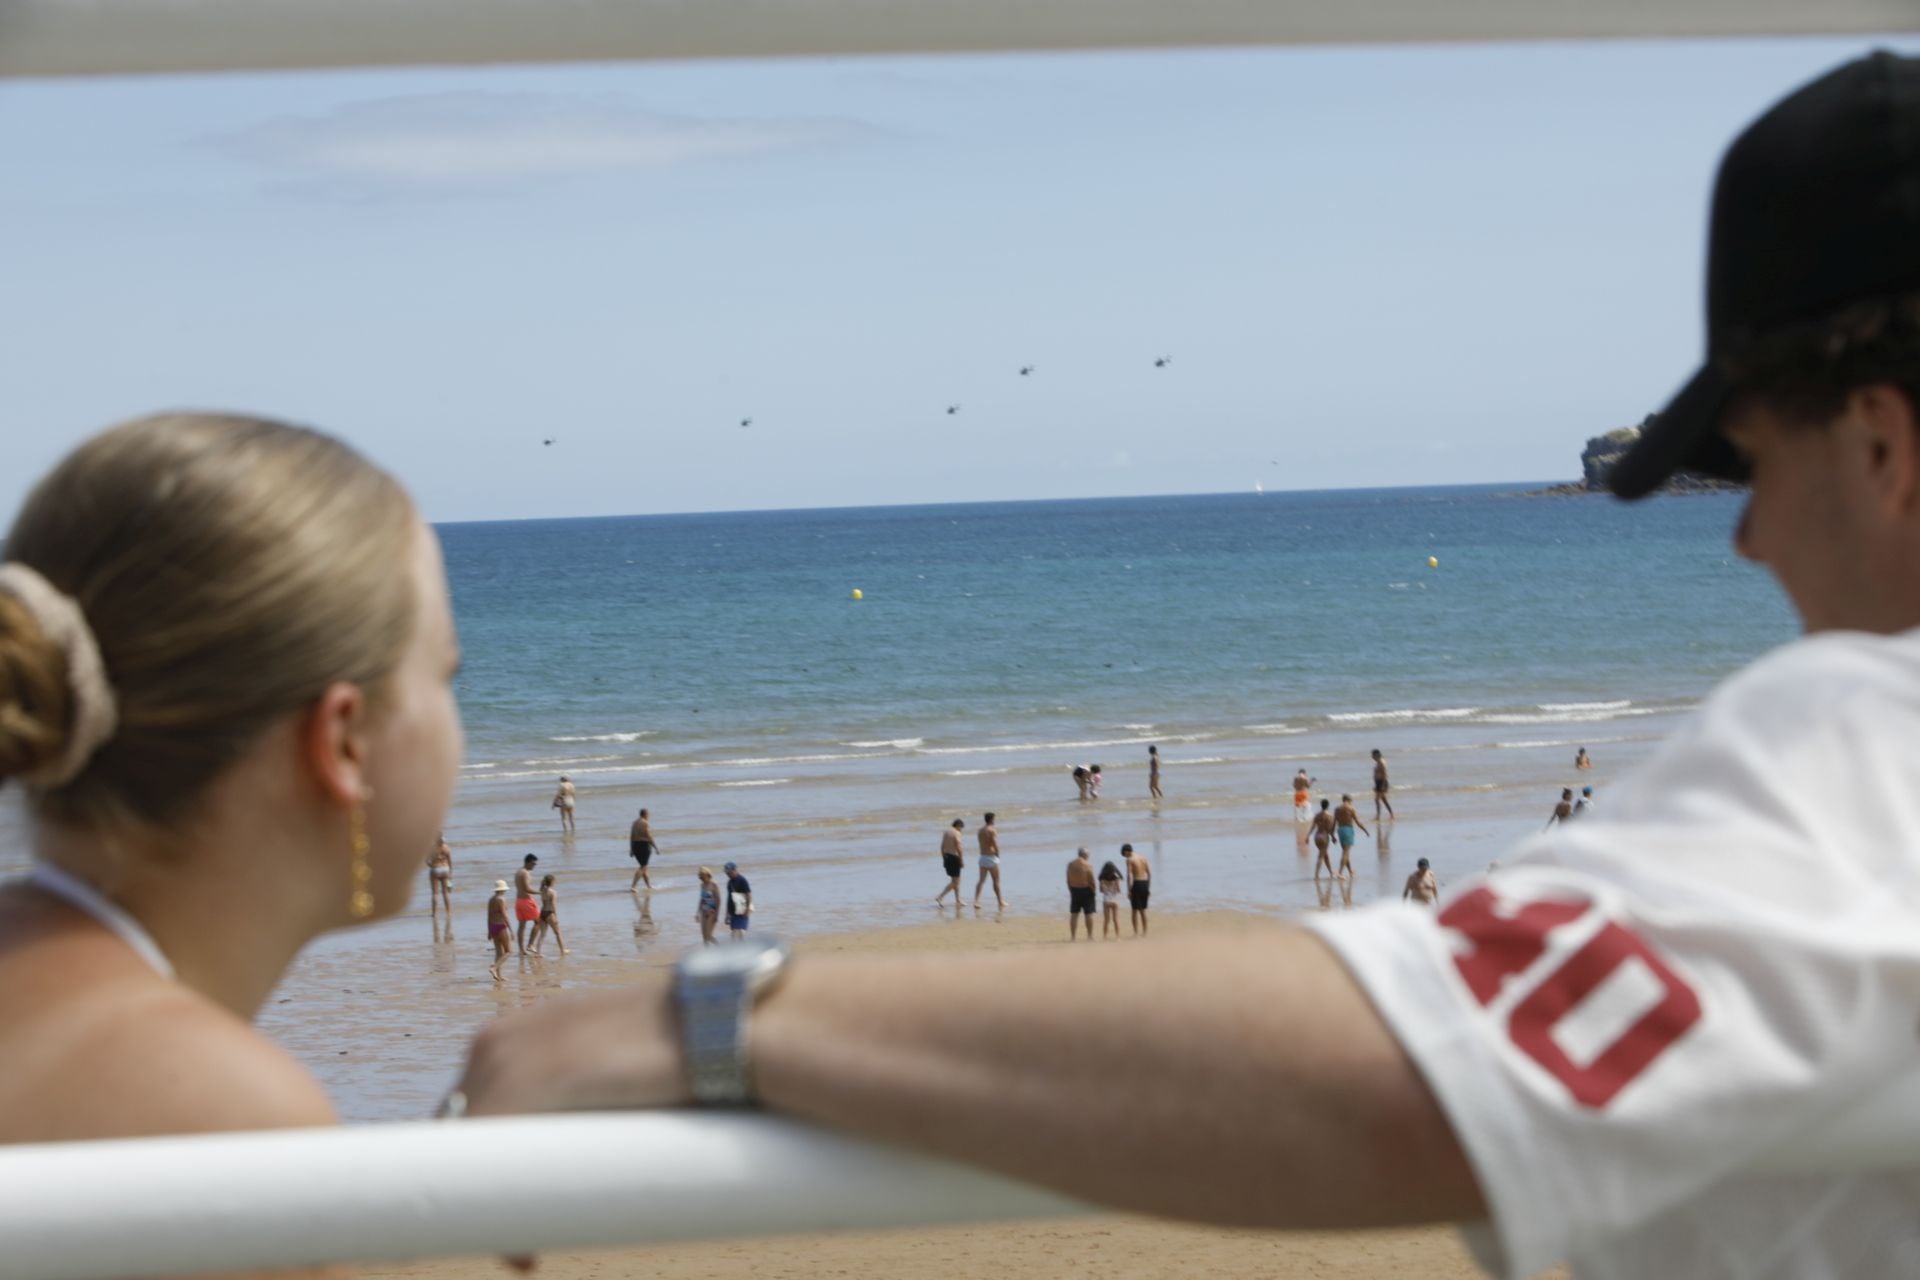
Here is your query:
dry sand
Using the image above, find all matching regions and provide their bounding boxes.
[360,909,1566,1280]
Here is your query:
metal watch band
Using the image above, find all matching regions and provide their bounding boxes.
[675,940,791,1106]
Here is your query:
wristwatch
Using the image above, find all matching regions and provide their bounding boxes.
[674,937,793,1105]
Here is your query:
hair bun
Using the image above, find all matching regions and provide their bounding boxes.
[0,589,75,785]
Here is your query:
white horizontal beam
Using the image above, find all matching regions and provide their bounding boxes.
[0,0,1914,80]
[0,1112,1084,1280]
[3,1080,1919,1280]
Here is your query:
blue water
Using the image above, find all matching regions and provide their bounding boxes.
[444,484,1793,776]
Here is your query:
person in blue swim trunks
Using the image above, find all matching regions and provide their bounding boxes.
[1331,794,1370,879]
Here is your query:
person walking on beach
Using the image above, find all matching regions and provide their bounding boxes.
[513,854,540,954]
[486,882,512,981]
[1291,767,1315,848]
[1370,749,1394,821]
[426,833,453,919]
[1123,843,1152,936]
[1066,848,1097,941]
[552,775,576,835]
[1097,860,1124,937]
[529,874,567,956]
[724,861,752,939]
[1332,795,1369,878]
[973,812,1006,910]
[1309,800,1337,877]
[629,807,657,892]
[935,818,966,907]
[1148,745,1163,800]
[1402,857,1438,906]
[1546,788,1575,829]
[695,867,720,947]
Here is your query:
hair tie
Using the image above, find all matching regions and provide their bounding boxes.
[0,562,118,788]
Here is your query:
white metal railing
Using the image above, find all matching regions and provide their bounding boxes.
[0,0,1915,80]
[3,1078,1919,1279]
[0,1112,1084,1280]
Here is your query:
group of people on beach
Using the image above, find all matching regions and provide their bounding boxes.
[1067,843,1152,939]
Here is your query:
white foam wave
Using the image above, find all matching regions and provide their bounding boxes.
[516,755,619,768]
[717,779,792,788]
[472,762,675,782]
[462,763,497,771]
[843,738,925,750]
[1244,723,1306,735]
[1114,723,1156,731]
[1537,700,1632,713]
[918,732,1210,758]
[1480,708,1666,727]
[941,767,1013,777]
[713,752,885,768]
[550,731,656,744]
[1327,707,1480,724]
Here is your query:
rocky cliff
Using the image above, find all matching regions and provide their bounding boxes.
[1534,416,1742,496]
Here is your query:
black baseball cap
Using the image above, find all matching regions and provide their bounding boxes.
[1611,51,1920,500]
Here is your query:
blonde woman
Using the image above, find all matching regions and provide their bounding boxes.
[0,412,462,1145]
[529,873,567,956]
[694,866,720,946]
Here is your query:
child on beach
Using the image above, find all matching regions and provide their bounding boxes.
[1098,861,1124,937]
[1087,763,1103,800]
[487,881,512,980]
[529,874,567,955]
[695,867,720,946]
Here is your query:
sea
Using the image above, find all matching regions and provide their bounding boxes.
[0,483,1800,1119]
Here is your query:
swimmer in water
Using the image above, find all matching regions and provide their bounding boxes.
[1403,858,1439,906]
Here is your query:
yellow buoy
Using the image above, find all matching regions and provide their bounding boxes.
[851,588,864,600]
[1427,556,1439,568]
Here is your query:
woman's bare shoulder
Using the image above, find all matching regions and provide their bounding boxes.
[0,979,334,1144]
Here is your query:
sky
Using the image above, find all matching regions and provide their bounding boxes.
[3,34,1917,523]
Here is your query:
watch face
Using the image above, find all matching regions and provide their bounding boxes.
[679,938,785,981]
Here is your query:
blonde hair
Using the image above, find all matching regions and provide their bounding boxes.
[0,413,418,833]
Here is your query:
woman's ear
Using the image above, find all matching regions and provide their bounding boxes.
[301,681,370,808]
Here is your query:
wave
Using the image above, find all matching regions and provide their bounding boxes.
[1537,700,1632,712]
[941,767,1014,777]
[550,731,656,744]
[1479,708,1666,726]
[515,754,620,768]
[471,762,675,782]
[1113,723,1156,731]
[712,751,887,768]
[918,732,1211,758]
[717,779,792,788]
[843,738,925,750]
[1327,707,1480,724]
[1244,723,1306,735]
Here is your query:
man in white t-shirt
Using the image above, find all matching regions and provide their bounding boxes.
[459,51,1920,1280]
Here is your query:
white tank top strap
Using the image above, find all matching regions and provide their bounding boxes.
[25,861,174,980]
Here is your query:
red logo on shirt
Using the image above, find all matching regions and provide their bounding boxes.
[1439,887,1702,1109]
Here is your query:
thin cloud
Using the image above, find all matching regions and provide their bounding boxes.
[210,91,875,191]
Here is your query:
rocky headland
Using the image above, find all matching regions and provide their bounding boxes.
[1532,417,1743,496]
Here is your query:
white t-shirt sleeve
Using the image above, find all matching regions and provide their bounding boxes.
[1309,632,1920,1279]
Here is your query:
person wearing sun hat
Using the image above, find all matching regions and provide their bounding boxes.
[458,52,1920,1280]
[486,881,511,981]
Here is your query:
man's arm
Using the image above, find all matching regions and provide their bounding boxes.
[459,929,1486,1231]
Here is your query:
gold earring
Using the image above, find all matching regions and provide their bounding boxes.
[349,806,375,919]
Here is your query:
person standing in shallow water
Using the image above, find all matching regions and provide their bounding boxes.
[1546,788,1575,829]
[1370,750,1394,822]
[1402,858,1438,906]
[426,833,453,919]
[1098,860,1124,937]
[513,854,540,954]
[529,874,567,956]
[1066,847,1097,941]
[629,807,656,892]
[724,861,753,940]
[1123,843,1152,936]
[694,867,720,946]
[486,882,511,981]
[1309,800,1338,878]
[552,775,576,835]
[1148,745,1163,800]
[1331,794,1369,879]
[935,818,966,907]
[973,812,1006,910]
